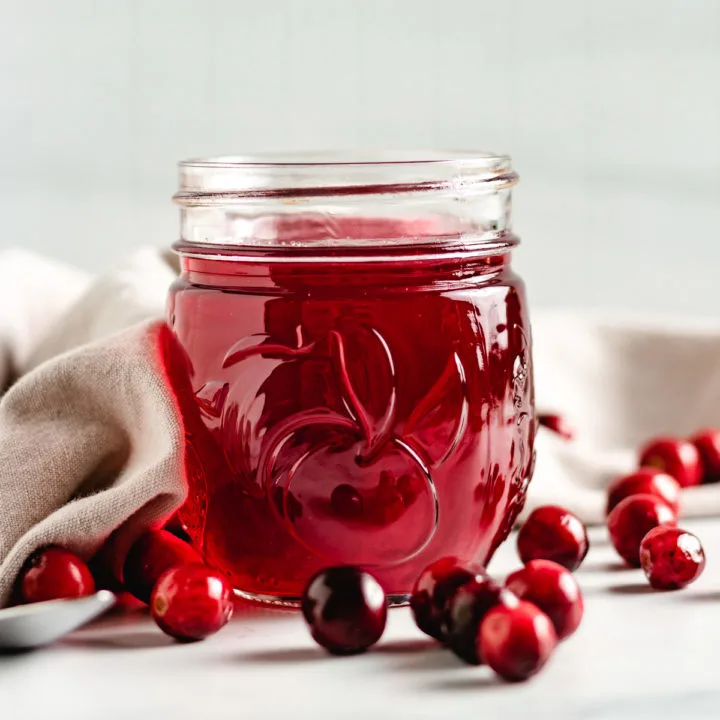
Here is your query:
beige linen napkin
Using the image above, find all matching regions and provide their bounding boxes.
[0,249,184,606]
[528,311,720,524]
[2,248,720,606]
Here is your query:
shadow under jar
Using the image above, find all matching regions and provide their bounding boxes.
[164,151,536,606]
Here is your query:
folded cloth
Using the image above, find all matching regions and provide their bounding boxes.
[1,247,720,606]
[530,311,720,524]
[0,249,185,606]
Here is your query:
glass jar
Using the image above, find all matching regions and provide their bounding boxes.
[164,152,535,605]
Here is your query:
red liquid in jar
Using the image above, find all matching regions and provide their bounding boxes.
[162,238,535,602]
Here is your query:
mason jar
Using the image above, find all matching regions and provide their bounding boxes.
[164,152,535,605]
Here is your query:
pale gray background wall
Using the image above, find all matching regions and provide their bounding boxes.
[1,0,719,314]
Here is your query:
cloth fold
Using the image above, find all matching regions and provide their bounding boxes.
[0,250,184,605]
[530,311,720,524]
[1,247,719,606]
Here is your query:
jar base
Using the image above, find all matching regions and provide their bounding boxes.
[233,588,411,609]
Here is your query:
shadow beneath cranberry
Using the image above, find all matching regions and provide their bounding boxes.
[376,638,438,655]
[0,647,35,657]
[387,646,464,672]
[238,646,330,663]
[90,607,149,629]
[606,583,655,596]
[60,631,174,650]
[683,590,720,602]
[426,674,501,691]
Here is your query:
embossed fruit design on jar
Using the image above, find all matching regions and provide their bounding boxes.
[163,152,535,604]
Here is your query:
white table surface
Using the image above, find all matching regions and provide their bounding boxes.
[2,519,719,720]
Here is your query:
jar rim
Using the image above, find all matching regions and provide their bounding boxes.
[175,150,517,199]
[180,149,510,169]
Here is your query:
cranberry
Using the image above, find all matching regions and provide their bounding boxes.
[397,473,423,506]
[330,484,363,518]
[301,566,387,655]
[538,413,574,440]
[375,492,405,525]
[479,600,558,682]
[410,558,480,640]
[505,560,583,640]
[639,437,702,488]
[151,564,234,642]
[19,546,95,604]
[639,526,706,590]
[444,577,519,664]
[606,468,681,516]
[690,429,720,484]
[607,494,677,567]
[516,505,589,571]
[123,529,203,603]
[377,470,396,499]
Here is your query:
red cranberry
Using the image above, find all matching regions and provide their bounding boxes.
[516,505,589,571]
[397,473,423,506]
[377,471,397,498]
[479,600,558,682]
[375,492,405,525]
[606,469,681,516]
[331,484,363,518]
[639,526,706,590]
[151,564,234,642]
[639,437,702,488]
[505,560,583,640]
[19,546,95,604]
[607,494,677,567]
[301,566,387,655]
[123,529,203,603]
[690,429,720,484]
[444,577,519,664]
[538,414,574,440]
[410,558,480,640]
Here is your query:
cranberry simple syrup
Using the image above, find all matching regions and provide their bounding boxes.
[163,153,536,604]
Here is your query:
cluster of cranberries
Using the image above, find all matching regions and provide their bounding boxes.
[541,414,711,588]
[14,422,713,659]
[302,505,587,682]
[330,470,424,526]
[604,430,713,588]
[16,518,234,643]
